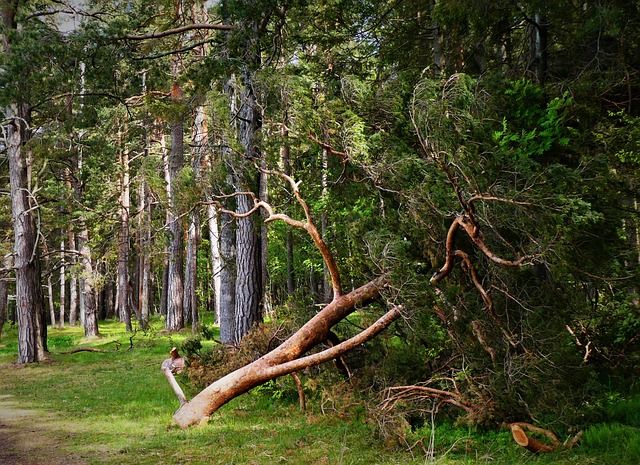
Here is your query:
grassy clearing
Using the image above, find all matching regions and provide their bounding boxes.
[0,317,639,464]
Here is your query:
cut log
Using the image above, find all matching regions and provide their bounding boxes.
[508,422,582,454]
[510,424,555,453]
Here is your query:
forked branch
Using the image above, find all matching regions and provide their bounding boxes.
[215,169,343,298]
[168,166,393,428]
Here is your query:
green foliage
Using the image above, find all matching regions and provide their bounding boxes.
[595,111,640,165]
[582,423,640,462]
[493,80,573,162]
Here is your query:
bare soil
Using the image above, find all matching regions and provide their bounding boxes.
[0,395,89,465]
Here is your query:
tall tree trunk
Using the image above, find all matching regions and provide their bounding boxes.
[208,203,222,323]
[527,11,548,84]
[67,129,98,337]
[184,214,199,329]
[166,79,185,331]
[281,134,295,296]
[117,134,133,331]
[68,229,78,326]
[77,224,99,337]
[321,136,332,303]
[259,156,269,315]
[3,4,46,363]
[59,239,66,327]
[47,269,55,327]
[6,103,47,362]
[232,71,263,344]
[184,103,207,332]
[138,181,152,329]
[234,193,262,342]
[430,1,444,75]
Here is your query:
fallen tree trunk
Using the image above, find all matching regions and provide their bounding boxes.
[171,278,395,428]
[166,170,400,428]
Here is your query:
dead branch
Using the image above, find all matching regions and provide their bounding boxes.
[381,382,477,415]
[290,372,306,411]
[262,306,402,379]
[171,292,394,428]
[308,133,349,163]
[59,347,111,354]
[215,171,343,298]
[430,216,529,285]
[58,340,122,354]
[119,23,234,41]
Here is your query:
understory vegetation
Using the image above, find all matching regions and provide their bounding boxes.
[1,318,638,464]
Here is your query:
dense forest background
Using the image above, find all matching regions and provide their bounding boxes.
[1,0,639,435]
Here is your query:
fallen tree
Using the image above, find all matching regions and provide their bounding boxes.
[164,125,542,428]
[167,169,402,428]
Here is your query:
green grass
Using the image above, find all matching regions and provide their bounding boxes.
[1,317,639,464]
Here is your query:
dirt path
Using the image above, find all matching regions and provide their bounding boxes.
[0,395,89,465]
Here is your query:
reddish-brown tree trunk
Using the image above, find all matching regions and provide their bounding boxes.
[172,276,391,427]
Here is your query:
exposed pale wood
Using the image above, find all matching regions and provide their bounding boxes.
[162,348,187,406]
[508,422,582,454]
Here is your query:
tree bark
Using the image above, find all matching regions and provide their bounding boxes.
[40,239,55,328]
[6,103,47,362]
[118,134,133,331]
[77,224,99,338]
[231,70,264,343]
[3,5,47,363]
[184,103,207,332]
[0,254,13,338]
[59,239,66,327]
[219,211,236,344]
[321,134,332,303]
[282,140,295,295]
[208,203,222,323]
[138,181,152,329]
[184,212,200,329]
[166,77,185,331]
[234,192,262,343]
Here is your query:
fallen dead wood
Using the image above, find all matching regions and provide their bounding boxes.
[508,422,583,453]
[59,347,111,354]
[59,340,123,354]
[162,347,187,406]
[171,303,401,428]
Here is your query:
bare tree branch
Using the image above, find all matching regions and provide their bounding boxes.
[119,23,233,40]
